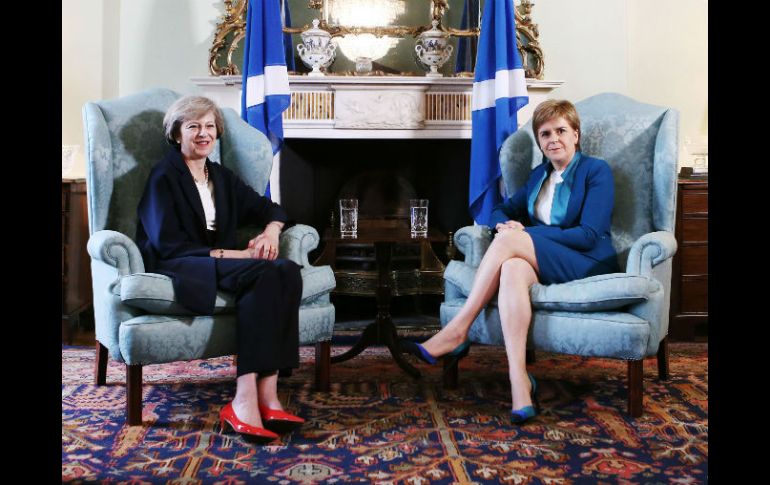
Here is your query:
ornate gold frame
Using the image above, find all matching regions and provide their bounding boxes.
[209,0,248,76]
[209,0,544,78]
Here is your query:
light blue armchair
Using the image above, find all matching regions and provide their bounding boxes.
[82,88,336,425]
[441,93,678,417]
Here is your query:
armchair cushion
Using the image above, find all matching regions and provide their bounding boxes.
[529,273,661,312]
[444,261,659,312]
[120,264,336,316]
[119,273,234,315]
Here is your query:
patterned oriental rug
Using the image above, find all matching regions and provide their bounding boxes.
[62,342,707,484]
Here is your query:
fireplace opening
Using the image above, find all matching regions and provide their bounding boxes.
[338,170,415,221]
[280,138,474,329]
[280,138,473,239]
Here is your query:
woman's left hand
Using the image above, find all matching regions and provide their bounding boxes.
[248,231,280,260]
[495,220,525,233]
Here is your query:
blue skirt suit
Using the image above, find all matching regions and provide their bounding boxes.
[488,152,620,284]
[136,148,302,377]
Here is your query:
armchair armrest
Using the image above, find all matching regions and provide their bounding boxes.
[625,231,677,276]
[87,230,146,363]
[279,224,321,268]
[87,230,145,275]
[453,225,494,268]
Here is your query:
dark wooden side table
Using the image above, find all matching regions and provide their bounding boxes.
[314,223,446,378]
[669,177,708,340]
[62,177,93,344]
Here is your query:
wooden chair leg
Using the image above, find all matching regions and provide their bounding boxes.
[95,341,108,386]
[657,337,670,381]
[315,341,330,392]
[443,359,459,389]
[126,364,143,426]
[627,359,643,418]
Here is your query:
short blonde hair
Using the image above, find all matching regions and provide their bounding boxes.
[163,95,224,146]
[532,99,581,152]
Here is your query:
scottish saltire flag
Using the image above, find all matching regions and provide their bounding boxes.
[241,0,290,157]
[469,0,528,225]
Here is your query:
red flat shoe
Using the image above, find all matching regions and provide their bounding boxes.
[259,404,305,433]
[220,402,279,444]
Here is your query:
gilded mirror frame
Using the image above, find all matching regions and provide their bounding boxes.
[209,0,543,78]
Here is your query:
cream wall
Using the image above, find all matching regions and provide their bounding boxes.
[62,0,707,176]
[62,0,220,177]
[627,0,708,165]
[62,0,106,178]
[117,0,220,96]
[537,0,629,105]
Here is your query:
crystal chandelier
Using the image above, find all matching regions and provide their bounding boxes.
[327,0,405,72]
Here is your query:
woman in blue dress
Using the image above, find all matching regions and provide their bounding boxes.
[404,99,619,423]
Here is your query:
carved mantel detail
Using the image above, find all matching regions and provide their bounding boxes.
[335,89,425,129]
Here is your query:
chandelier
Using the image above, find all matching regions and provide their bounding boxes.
[327,0,405,72]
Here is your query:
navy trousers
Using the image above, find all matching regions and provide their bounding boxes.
[215,258,302,377]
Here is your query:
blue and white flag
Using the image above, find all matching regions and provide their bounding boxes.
[469,0,529,226]
[241,0,291,156]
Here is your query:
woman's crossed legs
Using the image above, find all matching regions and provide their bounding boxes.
[420,230,539,410]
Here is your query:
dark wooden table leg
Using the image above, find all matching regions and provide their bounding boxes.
[331,241,422,378]
[375,241,421,378]
[331,321,379,363]
[383,318,421,378]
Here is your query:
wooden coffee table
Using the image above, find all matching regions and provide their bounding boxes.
[315,223,447,378]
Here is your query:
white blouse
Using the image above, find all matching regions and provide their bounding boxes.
[194,179,217,230]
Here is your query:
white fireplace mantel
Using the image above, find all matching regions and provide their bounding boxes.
[191,75,563,140]
[190,75,563,202]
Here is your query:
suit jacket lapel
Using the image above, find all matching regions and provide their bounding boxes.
[209,162,230,246]
[168,150,207,232]
[562,158,584,225]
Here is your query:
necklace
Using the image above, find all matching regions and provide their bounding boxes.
[192,163,209,185]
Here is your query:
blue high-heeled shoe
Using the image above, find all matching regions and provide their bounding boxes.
[510,373,539,425]
[401,340,471,365]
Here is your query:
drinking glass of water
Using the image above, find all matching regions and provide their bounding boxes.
[410,199,429,238]
[339,199,359,238]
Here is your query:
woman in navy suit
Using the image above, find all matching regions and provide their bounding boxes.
[404,100,619,424]
[136,95,304,443]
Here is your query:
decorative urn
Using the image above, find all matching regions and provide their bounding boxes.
[414,20,454,78]
[297,19,337,77]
